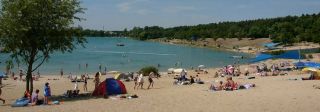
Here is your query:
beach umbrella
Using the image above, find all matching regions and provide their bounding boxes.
[114,73,127,80]
[302,67,319,73]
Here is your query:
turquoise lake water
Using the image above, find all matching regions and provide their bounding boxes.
[0,37,252,75]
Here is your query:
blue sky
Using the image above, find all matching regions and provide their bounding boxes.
[76,0,320,30]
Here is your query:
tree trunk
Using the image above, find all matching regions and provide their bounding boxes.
[26,51,35,93]
[26,64,33,93]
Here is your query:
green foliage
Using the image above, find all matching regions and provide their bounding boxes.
[139,66,159,76]
[0,0,85,92]
[121,13,320,44]
[80,29,124,37]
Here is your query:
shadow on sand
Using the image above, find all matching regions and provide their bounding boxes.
[49,92,105,103]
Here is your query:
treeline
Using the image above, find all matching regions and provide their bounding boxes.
[125,13,320,44]
[79,29,125,37]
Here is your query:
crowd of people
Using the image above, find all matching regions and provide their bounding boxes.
[215,65,242,77]
[209,77,255,91]
[20,82,51,106]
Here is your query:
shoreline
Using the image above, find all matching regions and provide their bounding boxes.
[148,37,320,55]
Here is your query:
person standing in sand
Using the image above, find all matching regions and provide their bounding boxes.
[94,72,100,89]
[137,74,144,89]
[83,76,88,92]
[19,70,24,81]
[133,74,138,90]
[147,72,155,89]
[44,82,51,105]
[0,86,5,104]
[60,68,63,77]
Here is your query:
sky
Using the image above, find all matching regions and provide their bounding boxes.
[76,0,320,31]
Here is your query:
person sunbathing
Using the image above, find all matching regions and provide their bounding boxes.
[209,81,224,91]
[216,81,224,90]
[224,77,238,90]
[195,75,204,84]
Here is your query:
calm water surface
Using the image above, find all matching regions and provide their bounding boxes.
[0,37,252,75]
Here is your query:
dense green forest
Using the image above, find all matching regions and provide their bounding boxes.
[79,29,125,37]
[82,13,320,44]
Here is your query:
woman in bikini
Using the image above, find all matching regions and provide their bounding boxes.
[147,72,154,89]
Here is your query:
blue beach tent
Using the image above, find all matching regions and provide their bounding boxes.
[294,62,320,69]
[92,78,127,96]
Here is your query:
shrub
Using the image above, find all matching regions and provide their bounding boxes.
[139,66,159,76]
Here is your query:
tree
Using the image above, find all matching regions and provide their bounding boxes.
[0,0,86,93]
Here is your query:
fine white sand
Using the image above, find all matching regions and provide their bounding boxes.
[1,59,320,112]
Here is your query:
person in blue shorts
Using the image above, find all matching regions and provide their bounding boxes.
[44,82,51,104]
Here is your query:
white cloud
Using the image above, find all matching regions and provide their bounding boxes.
[117,2,131,12]
[117,0,152,15]
[163,6,197,13]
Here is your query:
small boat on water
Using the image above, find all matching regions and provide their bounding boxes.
[116,43,125,46]
[231,56,244,59]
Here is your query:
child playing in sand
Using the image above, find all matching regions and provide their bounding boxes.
[0,86,5,104]
[44,82,51,105]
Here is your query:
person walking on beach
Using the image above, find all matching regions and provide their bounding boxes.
[0,86,5,104]
[133,74,138,90]
[147,72,155,89]
[137,74,144,89]
[44,82,51,105]
[99,64,102,72]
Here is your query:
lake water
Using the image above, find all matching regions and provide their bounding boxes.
[0,37,252,75]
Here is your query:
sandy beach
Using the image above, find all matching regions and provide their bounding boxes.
[1,58,320,112]
[150,38,320,55]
